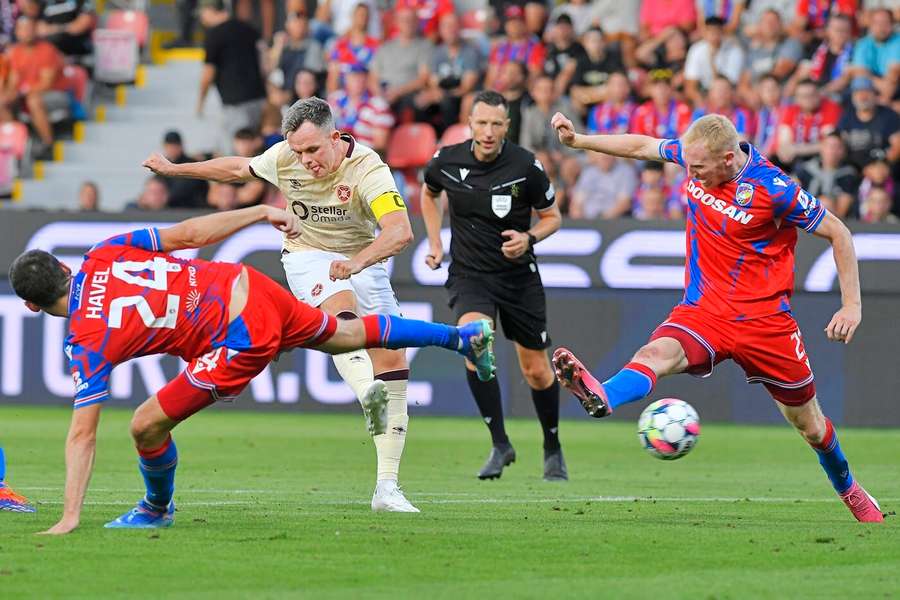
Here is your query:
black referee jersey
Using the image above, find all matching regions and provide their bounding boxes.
[423,139,556,273]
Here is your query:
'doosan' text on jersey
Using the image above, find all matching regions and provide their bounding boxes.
[658,139,826,321]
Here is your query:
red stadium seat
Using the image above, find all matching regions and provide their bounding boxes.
[387,122,437,169]
[460,8,488,33]
[60,65,90,104]
[106,9,149,48]
[0,121,29,160]
[439,123,471,146]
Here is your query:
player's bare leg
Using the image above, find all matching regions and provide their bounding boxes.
[106,396,179,529]
[458,312,516,480]
[320,291,415,512]
[554,337,688,418]
[514,344,567,481]
[778,398,884,523]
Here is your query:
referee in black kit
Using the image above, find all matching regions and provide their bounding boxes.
[420,90,566,481]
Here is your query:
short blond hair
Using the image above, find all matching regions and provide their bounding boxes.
[682,114,740,156]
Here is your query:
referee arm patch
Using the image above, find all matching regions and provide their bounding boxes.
[370,190,407,221]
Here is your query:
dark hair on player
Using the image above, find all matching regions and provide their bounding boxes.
[471,90,508,114]
[9,249,70,308]
[281,96,334,136]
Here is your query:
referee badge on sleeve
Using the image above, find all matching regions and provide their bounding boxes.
[492,194,512,218]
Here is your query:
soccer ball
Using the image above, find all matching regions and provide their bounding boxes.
[637,398,700,460]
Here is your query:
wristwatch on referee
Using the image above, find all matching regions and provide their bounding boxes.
[527,232,538,248]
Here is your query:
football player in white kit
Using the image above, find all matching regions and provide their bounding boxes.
[142,97,420,512]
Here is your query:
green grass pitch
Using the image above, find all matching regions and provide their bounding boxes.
[1,405,897,599]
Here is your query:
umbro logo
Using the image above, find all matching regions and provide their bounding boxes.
[289,179,302,190]
[459,168,470,181]
[773,177,788,188]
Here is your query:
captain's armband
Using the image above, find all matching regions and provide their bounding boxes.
[370,190,407,221]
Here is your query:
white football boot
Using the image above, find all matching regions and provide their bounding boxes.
[371,480,420,513]
[359,380,389,436]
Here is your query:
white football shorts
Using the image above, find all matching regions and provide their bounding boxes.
[281,249,402,316]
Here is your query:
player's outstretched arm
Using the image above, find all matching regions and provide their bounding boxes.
[158,205,301,252]
[40,404,101,535]
[551,112,664,162]
[813,211,862,344]
[142,153,255,184]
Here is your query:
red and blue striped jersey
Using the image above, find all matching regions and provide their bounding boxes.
[66,228,243,409]
[658,139,827,321]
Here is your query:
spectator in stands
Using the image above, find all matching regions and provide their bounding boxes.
[588,0,640,58]
[329,65,394,152]
[585,71,634,135]
[260,103,283,149]
[795,133,859,216]
[542,14,585,96]
[630,69,693,138]
[78,180,98,211]
[520,73,580,158]
[368,7,433,119]
[36,0,95,58]
[314,0,381,41]
[494,60,530,144]
[267,11,325,108]
[836,76,900,169]
[568,152,637,219]
[856,159,897,217]
[697,0,746,35]
[235,0,275,43]
[568,26,625,114]
[684,16,745,105]
[633,184,670,220]
[326,3,380,93]
[548,0,595,36]
[129,176,170,211]
[639,0,697,39]
[416,12,480,133]
[2,16,68,159]
[524,1,548,39]
[741,0,798,38]
[633,161,682,219]
[198,0,266,155]
[0,0,18,49]
[862,0,899,22]
[790,0,857,43]
[395,0,456,41]
[753,74,785,155]
[787,14,854,100]
[851,8,899,103]
[692,76,755,140]
[553,155,582,216]
[274,68,320,113]
[206,128,267,211]
[860,186,899,223]
[158,130,208,209]
[635,26,688,95]
[166,0,198,48]
[740,9,803,91]
[775,78,842,165]
[484,5,545,89]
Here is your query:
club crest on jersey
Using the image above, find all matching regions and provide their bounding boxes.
[686,180,754,224]
[185,289,201,313]
[492,194,512,218]
[311,283,323,298]
[735,183,754,206]
[335,184,352,203]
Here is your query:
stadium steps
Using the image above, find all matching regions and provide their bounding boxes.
[12,59,222,212]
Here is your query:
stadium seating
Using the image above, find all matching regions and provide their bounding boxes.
[0,122,31,161]
[387,123,437,169]
[439,123,471,147]
[106,9,150,48]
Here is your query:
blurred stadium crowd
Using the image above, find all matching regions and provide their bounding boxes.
[2,0,899,222]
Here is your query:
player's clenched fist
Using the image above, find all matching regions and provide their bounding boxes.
[263,206,302,239]
[825,304,861,344]
[330,259,362,281]
[142,152,174,176]
[425,241,444,270]
[551,112,577,147]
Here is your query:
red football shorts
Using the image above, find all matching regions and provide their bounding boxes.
[157,267,338,421]
[649,305,816,406]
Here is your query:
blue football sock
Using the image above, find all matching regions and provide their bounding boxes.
[362,315,460,352]
[0,446,6,485]
[811,419,853,494]
[602,363,656,410]
[138,436,178,510]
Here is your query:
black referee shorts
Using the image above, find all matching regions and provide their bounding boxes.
[446,265,550,350]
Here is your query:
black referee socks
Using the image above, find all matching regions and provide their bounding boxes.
[531,379,561,451]
[466,368,510,446]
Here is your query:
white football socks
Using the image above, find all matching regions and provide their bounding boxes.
[375,377,409,483]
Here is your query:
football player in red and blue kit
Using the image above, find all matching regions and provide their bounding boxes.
[9,205,496,535]
[549,112,884,523]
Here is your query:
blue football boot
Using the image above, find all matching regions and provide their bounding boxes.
[105,499,175,529]
[457,319,496,381]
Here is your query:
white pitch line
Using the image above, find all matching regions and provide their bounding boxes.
[30,496,900,506]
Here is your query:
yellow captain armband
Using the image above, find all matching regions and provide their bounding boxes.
[370,190,407,220]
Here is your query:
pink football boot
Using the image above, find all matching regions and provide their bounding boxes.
[839,482,885,523]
